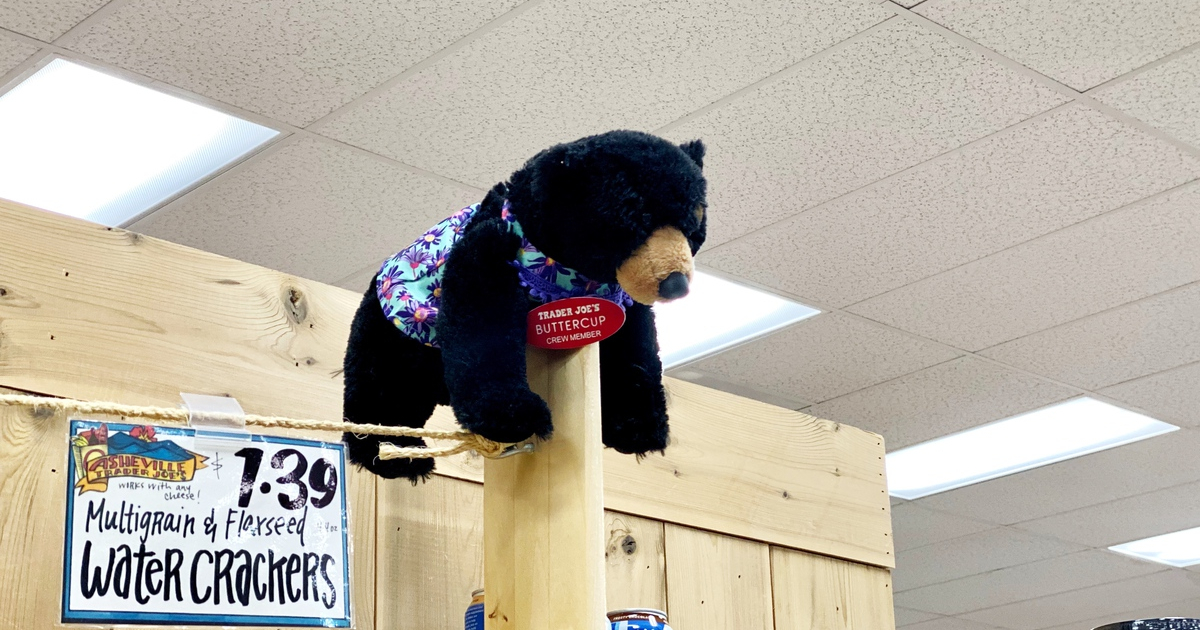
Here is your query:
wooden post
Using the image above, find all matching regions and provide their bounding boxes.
[484,345,607,630]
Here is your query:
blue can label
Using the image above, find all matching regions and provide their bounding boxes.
[465,601,484,630]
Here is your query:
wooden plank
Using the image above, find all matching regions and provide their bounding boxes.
[0,392,71,629]
[348,460,377,628]
[0,200,357,420]
[664,524,773,630]
[430,378,893,568]
[604,512,667,612]
[484,346,607,630]
[372,469,667,627]
[0,198,891,567]
[771,546,896,630]
[607,378,893,567]
[376,474,484,630]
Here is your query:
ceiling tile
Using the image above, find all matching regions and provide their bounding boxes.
[1039,599,1200,630]
[890,503,994,552]
[808,356,1076,451]
[895,549,1165,616]
[0,0,105,41]
[701,104,1200,308]
[916,429,1200,526]
[332,262,382,293]
[0,31,39,75]
[1016,479,1200,548]
[893,527,1084,592]
[1112,596,1200,623]
[1095,46,1200,150]
[61,0,522,125]
[914,0,1200,90]
[665,367,811,410]
[980,282,1200,390]
[1038,618,1109,630]
[318,6,1051,199]
[904,618,1007,630]
[1040,598,1200,630]
[687,312,961,403]
[668,18,1065,246]
[850,179,1200,350]
[131,136,481,283]
[961,570,1200,630]
[1039,615,1136,630]
[897,607,943,627]
[1102,361,1200,428]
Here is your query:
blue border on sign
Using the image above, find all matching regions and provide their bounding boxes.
[61,420,352,627]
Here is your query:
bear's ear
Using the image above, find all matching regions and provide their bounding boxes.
[679,139,705,170]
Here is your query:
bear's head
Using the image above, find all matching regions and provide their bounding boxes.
[504,130,707,304]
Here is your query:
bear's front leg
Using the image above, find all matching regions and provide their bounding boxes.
[600,301,669,455]
[438,217,553,444]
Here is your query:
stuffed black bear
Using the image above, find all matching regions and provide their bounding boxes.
[343,130,707,481]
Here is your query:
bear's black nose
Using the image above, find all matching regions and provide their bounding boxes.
[658,272,690,300]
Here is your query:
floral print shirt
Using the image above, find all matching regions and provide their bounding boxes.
[376,202,632,347]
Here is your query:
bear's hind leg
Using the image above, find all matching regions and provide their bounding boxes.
[343,278,449,482]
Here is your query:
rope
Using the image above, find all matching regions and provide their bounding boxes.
[0,393,511,459]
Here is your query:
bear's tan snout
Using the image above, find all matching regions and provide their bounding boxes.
[616,227,695,305]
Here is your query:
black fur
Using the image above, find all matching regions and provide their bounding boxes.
[343,130,707,481]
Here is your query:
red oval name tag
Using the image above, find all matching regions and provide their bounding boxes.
[527,297,625,350]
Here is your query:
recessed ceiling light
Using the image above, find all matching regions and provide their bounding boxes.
[1110,526,1200,567]
[886,397,1178,500]
[653,270,820,368]
[0,58,277,226]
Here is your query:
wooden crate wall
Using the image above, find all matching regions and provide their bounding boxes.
[380,475,895,630]
[0,198,894,629]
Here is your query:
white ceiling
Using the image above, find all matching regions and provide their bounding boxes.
[2,1,1199,627]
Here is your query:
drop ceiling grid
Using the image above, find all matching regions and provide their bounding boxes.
[897,570,1200,630]
[0,0,108,42]
[846,177,1200,351]
[887,513,1200,628]
[666,0,1200,452]
[911,0,1200,91]
[1092,42,1200,152]
[894,548,1168,616]
[129,135,486,284]
[58,0,531,126]
[694,104,1200,311]
[1038,595,1200,630]
[0,28,39,78]
[1,1,1199,626]
[315,0,897,188]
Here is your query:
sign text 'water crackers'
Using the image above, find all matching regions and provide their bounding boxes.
[62,420,351,627]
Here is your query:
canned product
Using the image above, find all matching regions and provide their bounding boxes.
[607,608,672,630]
[465,589,484,630]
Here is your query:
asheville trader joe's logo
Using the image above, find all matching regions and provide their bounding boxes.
[71,423,208,494]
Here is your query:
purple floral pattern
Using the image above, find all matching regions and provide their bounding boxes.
[378,203,631,347]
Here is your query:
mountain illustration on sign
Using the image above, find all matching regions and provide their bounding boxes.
[107,431,198,461]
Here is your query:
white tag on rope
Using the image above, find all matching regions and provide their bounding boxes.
[181,392,250,450]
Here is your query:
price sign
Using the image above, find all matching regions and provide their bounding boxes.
[62,420,351,627]
[526,296,625,350]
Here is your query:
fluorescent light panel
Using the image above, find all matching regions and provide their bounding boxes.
[653,270,819,368]
[0,58,277,226]
[1110,526,1200,568]
[887,397,1177,500]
